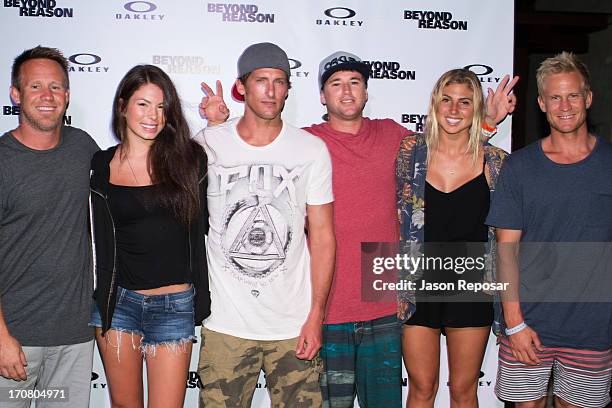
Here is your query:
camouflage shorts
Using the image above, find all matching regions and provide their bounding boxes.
[198,327,323,408]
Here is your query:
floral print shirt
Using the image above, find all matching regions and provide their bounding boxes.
[395,134,507,324]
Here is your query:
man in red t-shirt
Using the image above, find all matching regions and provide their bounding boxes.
[305,52,408,408]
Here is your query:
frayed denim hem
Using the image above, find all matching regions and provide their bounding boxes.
[100,330,195,361]
[141,336,197,358]
[98,327,197,362]
[100,328,145,362]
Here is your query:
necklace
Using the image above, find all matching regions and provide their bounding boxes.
[432,149,464,176]
[125,154,140,185]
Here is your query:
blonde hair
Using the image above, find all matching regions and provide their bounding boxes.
[424,68,485,164]
[536,51,591,96]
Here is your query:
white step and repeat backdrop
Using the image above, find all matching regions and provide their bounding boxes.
[1,1,513,406]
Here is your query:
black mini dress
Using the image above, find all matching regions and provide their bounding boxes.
[406,165,493,330]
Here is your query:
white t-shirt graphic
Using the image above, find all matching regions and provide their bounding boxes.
[195,118,333,340]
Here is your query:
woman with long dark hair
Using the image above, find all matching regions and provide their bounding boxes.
[89,64,209,407]
[397,69,514,407]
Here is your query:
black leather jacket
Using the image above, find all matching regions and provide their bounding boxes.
[89,145,210,335]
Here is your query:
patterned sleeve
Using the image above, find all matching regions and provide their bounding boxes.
[396,134,419,240]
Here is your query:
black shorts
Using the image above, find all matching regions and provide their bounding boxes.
[405,296,493,331]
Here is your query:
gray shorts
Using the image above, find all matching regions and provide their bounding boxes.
[0,340,94,408]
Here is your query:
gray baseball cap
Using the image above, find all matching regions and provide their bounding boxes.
[318,51,370,89]
[232,42,291,101]
[237,42,290,78]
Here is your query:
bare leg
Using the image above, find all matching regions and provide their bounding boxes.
[553,396,581,408]
[445,327,489,408]
[516,397,547,408]
[403,325,441,408]
[145,341,192,408]
[95,328,144,408]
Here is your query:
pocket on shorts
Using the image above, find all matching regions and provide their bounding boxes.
[310,354,324,374]
[198,361,227,404]
[199,362,218,384]
[171,295,195,315]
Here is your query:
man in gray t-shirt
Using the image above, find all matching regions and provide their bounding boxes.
[486,52,612,408]
[0,46,98,408]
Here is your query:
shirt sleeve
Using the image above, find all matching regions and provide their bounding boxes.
[0,169,4,223]
[485,157,523,230]
[306,143,334,206]
[193,128,206,146]
[388,119,413,142]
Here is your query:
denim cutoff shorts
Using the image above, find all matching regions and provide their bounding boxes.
[90,285,196,349]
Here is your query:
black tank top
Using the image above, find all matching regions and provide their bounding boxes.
[425,170,490,243]
[422,165,490,288]
[108,184,192,290]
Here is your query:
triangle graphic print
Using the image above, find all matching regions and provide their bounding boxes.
[229,204,286,261]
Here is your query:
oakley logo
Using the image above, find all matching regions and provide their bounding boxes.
[69,53,102,66]
[324,7,356,19]
[288,59,302,70]
[124,1,157,13]
[464,64,493,76]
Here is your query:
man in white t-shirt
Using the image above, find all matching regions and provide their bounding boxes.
[194,42,336,407]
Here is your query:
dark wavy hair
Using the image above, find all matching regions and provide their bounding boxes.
[112,64,204,226]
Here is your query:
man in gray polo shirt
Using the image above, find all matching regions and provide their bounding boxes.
[0,46,98,407]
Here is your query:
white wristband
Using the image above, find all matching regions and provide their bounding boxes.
[505,321,527,336]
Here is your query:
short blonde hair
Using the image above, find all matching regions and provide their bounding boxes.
[424,69,485,164]
[536,51,591,96]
